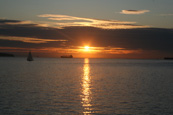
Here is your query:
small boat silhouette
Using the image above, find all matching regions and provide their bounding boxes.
[61,55,73,58]
[27,51,34,61]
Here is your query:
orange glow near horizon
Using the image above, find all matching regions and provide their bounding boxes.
[0,46,148,58]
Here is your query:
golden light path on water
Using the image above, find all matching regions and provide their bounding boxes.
[81,58,92,114]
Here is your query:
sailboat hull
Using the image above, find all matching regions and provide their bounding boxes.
[27,58,33,61]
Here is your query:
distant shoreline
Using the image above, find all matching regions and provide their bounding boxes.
[0,53,15,57]
[164,57,173,60]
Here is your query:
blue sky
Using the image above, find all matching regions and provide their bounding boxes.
[0,0,172,28]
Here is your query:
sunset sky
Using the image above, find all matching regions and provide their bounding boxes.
[0,0,173,58]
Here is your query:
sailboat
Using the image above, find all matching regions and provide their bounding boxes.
[61,55,73,58]
[27,51,33,61]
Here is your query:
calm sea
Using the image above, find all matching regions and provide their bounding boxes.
[0,57,173,115]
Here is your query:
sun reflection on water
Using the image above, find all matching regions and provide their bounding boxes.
[81,58,92,114]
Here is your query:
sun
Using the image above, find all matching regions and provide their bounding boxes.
[84,46,90,51]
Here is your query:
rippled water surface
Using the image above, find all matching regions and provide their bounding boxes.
[0,57,173,115]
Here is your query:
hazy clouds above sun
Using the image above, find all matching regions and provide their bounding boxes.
[38,14,149,29]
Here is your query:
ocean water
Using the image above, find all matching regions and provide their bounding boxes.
[0,57,173,115]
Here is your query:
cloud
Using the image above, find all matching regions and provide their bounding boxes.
[0,36,67,43]
[120,10,150,15]
[4,21,34,25]
[0,19,69,40]
[0,18,173,58]
[38,14,149,29]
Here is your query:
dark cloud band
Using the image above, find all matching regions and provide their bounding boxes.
[0,19,173,56]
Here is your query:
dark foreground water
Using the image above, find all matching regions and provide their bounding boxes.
[0,57,173,115]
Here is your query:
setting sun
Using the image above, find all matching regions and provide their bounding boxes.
[84,46,90,51]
